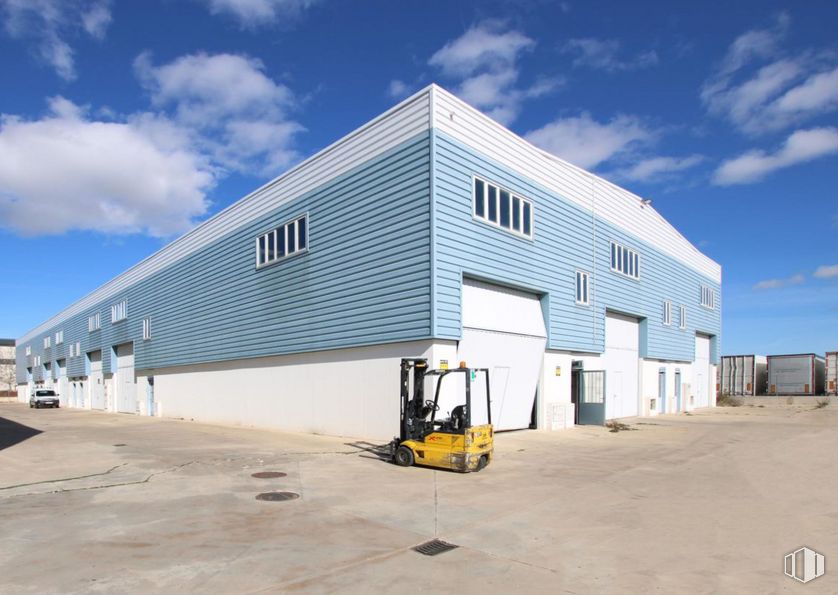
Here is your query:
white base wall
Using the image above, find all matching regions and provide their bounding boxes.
[640,360,692,415]
[147,340,457,441]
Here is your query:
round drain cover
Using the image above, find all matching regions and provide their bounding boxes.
[256,491,299,502]
[251,471,287,479]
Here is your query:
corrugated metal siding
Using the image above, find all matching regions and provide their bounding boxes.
[17,133,432,376]
[432,130,721,363]
[431,85,721,283]
[18,89,432,346]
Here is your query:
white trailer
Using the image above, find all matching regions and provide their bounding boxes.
[767,354,825,396]
[826,352,838,396]
[720,355,767,396]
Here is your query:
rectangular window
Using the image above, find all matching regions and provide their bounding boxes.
[111,300,127,323]
[663,300,672,326]
[44,336,51,349]
[256,214,308,267]
[55,330,63,345]
[610,241,640,279]
[142,317,151,341]
[679,305,687,329]
[88,313,101,332]
[472,177,533,239]
[700,285,715,309]
[575,271,590,305]
[74,342,81,357]
[25,345,31,356]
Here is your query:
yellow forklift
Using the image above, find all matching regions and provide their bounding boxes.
[389,358,494,472]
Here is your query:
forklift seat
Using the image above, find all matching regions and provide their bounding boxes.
[451,405,466,431]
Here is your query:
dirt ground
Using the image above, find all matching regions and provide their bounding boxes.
[1,398,836,594]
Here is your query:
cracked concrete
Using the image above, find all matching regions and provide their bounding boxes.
[1,401,837,593]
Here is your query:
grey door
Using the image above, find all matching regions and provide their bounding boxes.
[577,371,606,425]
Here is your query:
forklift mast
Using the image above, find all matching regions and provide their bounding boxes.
[399,358,429,442]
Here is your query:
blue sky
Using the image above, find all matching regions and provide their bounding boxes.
[0,0,836,355]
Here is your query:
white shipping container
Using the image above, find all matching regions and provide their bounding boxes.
[826,352,838,396]
[720,355,767,396]
[767,354,826,396]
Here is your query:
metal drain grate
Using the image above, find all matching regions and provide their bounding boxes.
[412,539,459,556]
[251,471,287,479]
[255,491,299,502]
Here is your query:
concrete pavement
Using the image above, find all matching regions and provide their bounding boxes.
[1,400,836,593]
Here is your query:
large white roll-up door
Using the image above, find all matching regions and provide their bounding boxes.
[603,313,640,419]
[456,279,546,431]
[115,342,137,414]
[693,334,711,408]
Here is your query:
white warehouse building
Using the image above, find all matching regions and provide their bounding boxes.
[16,85,721,439]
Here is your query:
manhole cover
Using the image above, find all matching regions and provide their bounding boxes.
[255,491,299,502]
[251,471,287,479]
[412,539,459,556]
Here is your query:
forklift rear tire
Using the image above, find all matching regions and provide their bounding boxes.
[394,445,414,467]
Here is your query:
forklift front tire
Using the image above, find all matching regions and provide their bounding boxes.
[394,445,414,467]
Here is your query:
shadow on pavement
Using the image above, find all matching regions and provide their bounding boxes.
[0,416,43,451]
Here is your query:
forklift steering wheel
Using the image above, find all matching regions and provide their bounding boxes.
[425,400,440,412]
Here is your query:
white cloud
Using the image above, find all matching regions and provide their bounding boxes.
[702,14,838,134]
[387,79,411,99]
[135,52,303,175]
[753,274,805,290]
[81,1,111,39]
[562,38,658,72]
[772,67,838,118]
[614,154,704,182]
[0,0,111,80]
[714,127,838,185]
[0,97,213,237]
[428,21,559,125]
[525,113,653,169]
[814,265,838,279]
[201,0,317,27]
[429,21,534,77]
[0,50,308,238]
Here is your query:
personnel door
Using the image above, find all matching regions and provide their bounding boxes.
[577,370,606,425]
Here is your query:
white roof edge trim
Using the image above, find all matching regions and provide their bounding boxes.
[427,84,722,283]
[18,86,435,344]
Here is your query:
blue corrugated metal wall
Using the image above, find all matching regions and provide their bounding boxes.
[17,132,433,381]
[432,130,721,363]
[16,124,722,384]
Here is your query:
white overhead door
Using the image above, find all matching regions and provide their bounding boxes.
[456,279,546,431]
[603,313,640,419]
[115,343,137,414]
[88,350,105,410]
[693,334,711,408]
